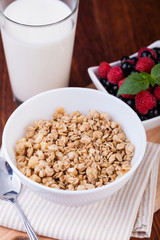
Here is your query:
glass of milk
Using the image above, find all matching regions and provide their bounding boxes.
[0,0,79,103]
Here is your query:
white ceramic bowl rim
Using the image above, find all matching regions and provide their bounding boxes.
[2,87,147,196]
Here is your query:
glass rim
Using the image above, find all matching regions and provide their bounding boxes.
[0,0,79,28]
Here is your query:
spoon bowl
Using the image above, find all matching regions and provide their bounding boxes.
[0,157,39,240]
[0,160,21,202]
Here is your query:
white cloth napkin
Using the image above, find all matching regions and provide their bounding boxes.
[0,142,159,240]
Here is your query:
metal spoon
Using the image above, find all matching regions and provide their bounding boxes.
[0,157,39,240]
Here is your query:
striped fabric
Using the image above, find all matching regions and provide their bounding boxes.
[0,142,159,240]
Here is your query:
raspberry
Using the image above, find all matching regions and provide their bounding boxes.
[98,62,111,79]
[118,79,125,88]
[135,90,157,115]
[135,57,155,73]
[107,66,124,84]
[138,47,157,59]
[118,79,134,99]
[153,85,160,100]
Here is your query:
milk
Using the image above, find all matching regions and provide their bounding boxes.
[1,0,77,102]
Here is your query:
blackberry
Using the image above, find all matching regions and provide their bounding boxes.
[104,80,114,90]
[140,50,152,58]
[157,100,160,111]
[126,99,135,109]
[108,85,118,95]
[153,47,160,58]
[147,108,159,118]
[108,88,114,95]
[139,115,148,121]
[153,108,159,117]
[147,109,154,119]
[117,95,123,100]
[100,78,107,86]
[121,56,129,62]
[112,85,118,94]
[117,95,126,103]
[130,57,138,64]
[150,56,157,64]
[156,59,160,64]
[121,61,133,75]
[130,69,139,74]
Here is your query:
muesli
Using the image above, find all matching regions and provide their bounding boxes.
[16,108,134,190]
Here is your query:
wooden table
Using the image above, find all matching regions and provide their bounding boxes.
[0,0,160,239]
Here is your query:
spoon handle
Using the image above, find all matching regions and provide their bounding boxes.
[12,200,39,240]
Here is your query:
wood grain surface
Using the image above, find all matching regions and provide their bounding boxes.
[0,0,160,239]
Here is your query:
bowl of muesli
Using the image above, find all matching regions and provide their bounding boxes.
[2,88,146,206]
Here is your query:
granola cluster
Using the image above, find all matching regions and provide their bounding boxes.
[15,108,134,191]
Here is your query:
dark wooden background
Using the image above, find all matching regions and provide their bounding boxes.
[0,0,160,239]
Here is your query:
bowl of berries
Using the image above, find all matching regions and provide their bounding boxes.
[88,40,160,131]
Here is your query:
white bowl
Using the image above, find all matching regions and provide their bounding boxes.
[88,40,160,131]
[2,88,146,206]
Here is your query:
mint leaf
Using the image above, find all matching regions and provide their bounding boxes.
[117,73,150,95]
[151,63,160,85]
[141,72,155,86]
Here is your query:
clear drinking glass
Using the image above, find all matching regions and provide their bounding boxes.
[0,0,79,103]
